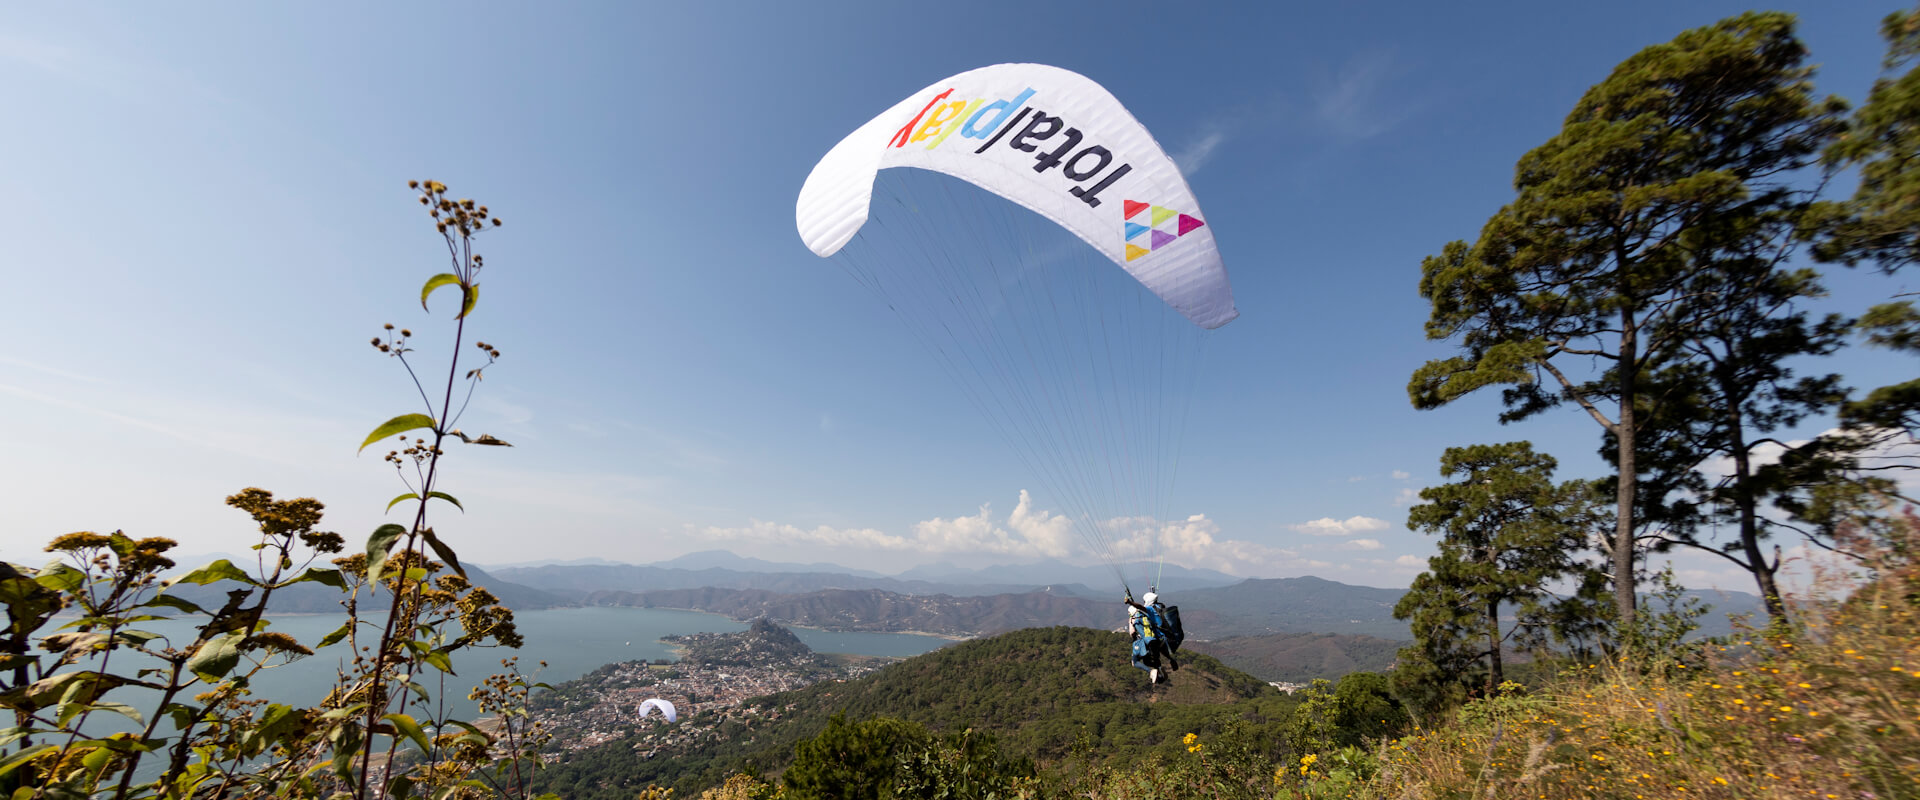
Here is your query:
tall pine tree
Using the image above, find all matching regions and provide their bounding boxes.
[1411,12,1843,630]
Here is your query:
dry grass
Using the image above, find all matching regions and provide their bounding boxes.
[1361,535,1920,800]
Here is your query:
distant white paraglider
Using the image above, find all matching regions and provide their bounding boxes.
[637,698,677,724]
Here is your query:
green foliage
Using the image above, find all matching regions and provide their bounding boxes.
[1281,674,1410,757]
[1394,442,1608,713]
[0,181,546,800]
[782,714,1032,800]
[1814,4,1920,271]
[1411,11,1846,633]
[1625,565,1709,677]
[531,626,1300,798]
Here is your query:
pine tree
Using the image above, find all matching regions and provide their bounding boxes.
[1393,442,1606,701]
[1411,12,1844,630]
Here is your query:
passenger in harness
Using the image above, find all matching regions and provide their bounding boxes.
[1125,591,1183,684]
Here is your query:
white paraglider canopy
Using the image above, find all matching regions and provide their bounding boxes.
[637,698,677,724]
[796,63,1240,596]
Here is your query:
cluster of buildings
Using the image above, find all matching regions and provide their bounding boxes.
[527,632,894,758]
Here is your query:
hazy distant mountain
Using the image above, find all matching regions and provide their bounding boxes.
[1186,631,1404,683]
[473,556,626,569]
[653,550,888,578]
[1183,577,1772,640]
[1180,576,1410,638]
[492,564,1065,601]
[583,586,1183,637]
[892,558,1241,591]
[160,563,567,613]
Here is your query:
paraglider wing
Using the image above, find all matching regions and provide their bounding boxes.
[637,698,677,724]
[797,63,1237,330]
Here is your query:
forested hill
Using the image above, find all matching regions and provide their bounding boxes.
[1182,577,1410,638]
[583,586,1226,637]
[1186,632,1404,683]
[530,626,1296,798]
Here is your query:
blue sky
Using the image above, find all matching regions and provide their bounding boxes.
[2,2,1911,590]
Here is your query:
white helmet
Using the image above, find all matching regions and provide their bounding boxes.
[1142,592,1158,605]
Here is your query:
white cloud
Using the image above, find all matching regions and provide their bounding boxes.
[1391,470,1411,480]
[699,519,907,551]
[1172,130,1227,174]
[0,355,106,384]
[909,490,1076,558]
[1290,515,1389,536]
[1102,512,1298,575]
[1395,554,1426,568]
[1392,487,1419,507]
[1347,538,1384,551]
[695,492,1313,577]
[1310,49,1402,140]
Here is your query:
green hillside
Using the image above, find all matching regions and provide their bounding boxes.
[1187,632,1404,683]
[530,626,1298,798]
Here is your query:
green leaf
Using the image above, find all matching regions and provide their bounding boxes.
[358,413,439,454]
[316,620,354,650]
[420,648,455,675]
[387,492,421,513]
[140,593,209,615]
[460,283,479,319]
[111,630,164,650]
[33,563,86,595]
[319,703,369,721]
[255,703,305,744]
[421,273,462,311]
[88,701,144,725]
[285,567,347,590]
[163,559,255,588]
[383,712,432,753]
[421,530,466,579]
[365,524,407,585]
[0,655,33,671]
[185,633,243,682]
[0,744,53,779]
[428,491,463,512]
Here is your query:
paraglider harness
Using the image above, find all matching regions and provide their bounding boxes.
[1125,591,1184,671]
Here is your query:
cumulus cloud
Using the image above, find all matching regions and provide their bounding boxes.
[697,492,1308,577]
[1101,512,1299,575]
[1392,487,1419,507]
[1391,470,1411,480]
[1346,538,1385,551]
[910,490,1076,557]
[1395,554,1426,568]
[1290,515,1390,536]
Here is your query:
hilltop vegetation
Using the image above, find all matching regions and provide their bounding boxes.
[529,626,1305,798]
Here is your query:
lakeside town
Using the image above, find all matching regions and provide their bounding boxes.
[527,619,898,757]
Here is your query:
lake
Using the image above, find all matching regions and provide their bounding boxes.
[64,606,956,736]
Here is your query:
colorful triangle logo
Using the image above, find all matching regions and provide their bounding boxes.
[1120,200,1205,260]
